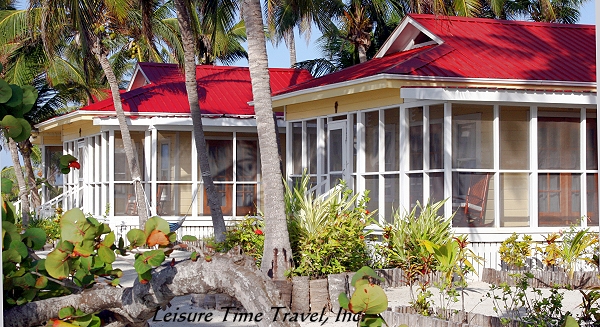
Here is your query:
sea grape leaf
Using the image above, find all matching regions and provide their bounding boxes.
[144,216,170,238]
[126,229,145,248]
[181,235,197,242]
[348,283,388,315]
[22,227,46,250]
[146,229,169,247]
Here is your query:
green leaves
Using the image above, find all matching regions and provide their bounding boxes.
[58,154,80,174]
[46,242,73,280]
[46,208,118,283]
[22,228,47,250]
[134,250,165,283]
[0,76,38,143]
[126,229,145,248]
[339,266,388,327]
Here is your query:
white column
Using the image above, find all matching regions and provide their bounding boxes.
[444,103,452,220]
[530,106,538,228]
[493,104,500,227]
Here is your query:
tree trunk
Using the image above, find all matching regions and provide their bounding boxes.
[91,40,149,228]
[358,44,367,63]
[173,0,227,243]
[7,137,29,226]
[18,139,41,209]
[242,0,294,280]
[286,30,297,67]
[4,255,300,327]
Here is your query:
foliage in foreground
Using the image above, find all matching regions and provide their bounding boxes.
[2,203,195,325]
[339,266,389,327]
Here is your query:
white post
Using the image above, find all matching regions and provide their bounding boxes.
[595,1,600,272]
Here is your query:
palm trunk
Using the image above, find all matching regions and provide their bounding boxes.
[286,30,297,66]
[91,40,149,228]
[8,138,30,227]
[242,0,293,280]
[358,44,368,63]
[174,0,227,243]
[19,139,41,209]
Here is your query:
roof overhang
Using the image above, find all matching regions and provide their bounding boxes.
[401,87,597,106]
[35,110,286,132]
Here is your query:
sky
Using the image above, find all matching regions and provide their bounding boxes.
[0,1,598,170]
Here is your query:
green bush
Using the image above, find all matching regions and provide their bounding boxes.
[499,233,532,270]
[285,175,372,279]
[211,217,265,265]
[217,175,373,279]
[376,200,453,274]
[29,216,61,244]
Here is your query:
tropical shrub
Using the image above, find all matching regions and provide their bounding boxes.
[499,233,532,270]
[559,226,598,278]
[214,175,372,278]
[376,201,453,285]
[29,215,61,244]
[211,217,265,265]
[284,175,373,278]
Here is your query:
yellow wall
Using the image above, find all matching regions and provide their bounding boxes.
[285,88,401,121]
[277,78,596,121]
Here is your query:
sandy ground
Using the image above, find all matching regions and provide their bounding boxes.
[37,251,589,326]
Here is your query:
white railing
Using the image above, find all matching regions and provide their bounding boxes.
[35,186,85,219]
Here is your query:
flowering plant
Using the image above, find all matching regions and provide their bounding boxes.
[213,217,265,265]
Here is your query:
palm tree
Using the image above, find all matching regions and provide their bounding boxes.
[173,0,228,243]
[242,0,294,280]
[32,0,150,227]
[267,0,343,66]
[6,137,30,226]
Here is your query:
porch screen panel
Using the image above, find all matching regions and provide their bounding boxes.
[384,109,399,171]
[114,184,135,216]
[44,146,64,201]
[408,173,422,213]
[198,139,234,216]
[329,130,343,172]
[500,106,529,170]
[429,172,444,204]
[452,172,495,227]
[452,105,493,169]
[538,115,579,170]
[365,111,379,172]
[587,174,598,226]
[237,140,259,216]
[157,132,192,181]
[364,175,379,218]
[538,173,581,226]
[500,173,529,227]
[114,132,146,181]
[307,120,317,174]
[384,175,399,223]
[292,122,302,175]
[587,114,597,170]
[408,107,423,170]
[429,105,444,170]
[237,140,259,181]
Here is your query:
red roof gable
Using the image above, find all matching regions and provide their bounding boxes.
[274,14,595,96]
[81,63,312,115]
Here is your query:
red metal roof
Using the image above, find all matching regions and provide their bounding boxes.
[274,14,595,95]
[81,63,312,115]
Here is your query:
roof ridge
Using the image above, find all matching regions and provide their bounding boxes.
[408,13,594,29]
